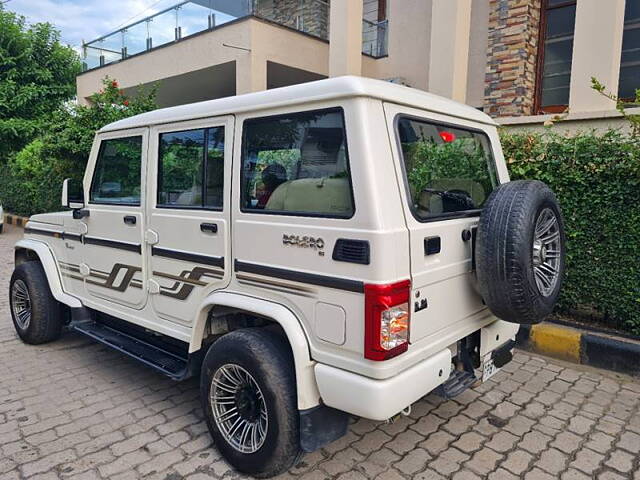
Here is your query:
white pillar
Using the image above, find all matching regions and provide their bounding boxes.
[569,0,625,112]
[329,0,363,77]
[428,0,472,102]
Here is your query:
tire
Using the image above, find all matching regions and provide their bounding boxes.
[10,261,63,344]
[200,328,300,478]
[476,180,566,324]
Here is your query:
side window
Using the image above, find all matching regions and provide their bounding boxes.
[241,108,354,218]
[157,127,225,209]
[90,136,143,205]
[397,117,498,221]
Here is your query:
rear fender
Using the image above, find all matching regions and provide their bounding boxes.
[192,291,320,410]
[14,239,82,308]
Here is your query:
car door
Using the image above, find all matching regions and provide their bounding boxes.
[80,128,148,310]
[145,116,233,327]
[383,103,510,343]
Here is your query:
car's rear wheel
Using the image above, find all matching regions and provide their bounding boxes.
[10,261,63,344]
[476,180,566,324]
[201,328,300,478]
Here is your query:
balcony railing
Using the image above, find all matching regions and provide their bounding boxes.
[82,0,387,72]
[362,18,388,57]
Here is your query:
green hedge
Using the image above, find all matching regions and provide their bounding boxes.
[0,139,69,217]
[502,129,640,335]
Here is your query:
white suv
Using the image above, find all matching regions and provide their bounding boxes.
[10,77,565,477]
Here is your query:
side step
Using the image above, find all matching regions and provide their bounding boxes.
[435,370,477,399]
[72,321,190,380]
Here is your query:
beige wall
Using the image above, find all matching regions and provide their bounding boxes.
[329,0,363,76]
[568,0,625,113]
[77,18,332,104]
[499,107,640,135]
[466,0,490,108]
[77,20,252,104]
[386,0,432,90]
[428,0,472,102]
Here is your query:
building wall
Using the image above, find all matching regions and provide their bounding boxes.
[76,18,332,104]
[255,0,329,39]
[484,0,542,117]
[466,0,490,108]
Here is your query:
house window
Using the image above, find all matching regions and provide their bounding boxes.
[619,0,640,101]
[536,0,577,113]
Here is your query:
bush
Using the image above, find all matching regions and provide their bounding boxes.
[502,129,640,335]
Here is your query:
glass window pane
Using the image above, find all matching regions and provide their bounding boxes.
[158,129,205,207]
[540,4,576,108]
[241,109,354,217]
[620,2,640,99]
[625,0,640,24]
[619,65,640,100]
[90,137,143,205]
[545,5,576,38]
[396,118,498,220]
[205,127,225,208]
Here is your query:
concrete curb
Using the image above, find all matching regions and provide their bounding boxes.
[517,321,640,376]
[4,214,29,228]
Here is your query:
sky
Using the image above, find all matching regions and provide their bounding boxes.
[5,0,180,49]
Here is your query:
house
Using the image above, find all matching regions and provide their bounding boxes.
[77,0,639,132]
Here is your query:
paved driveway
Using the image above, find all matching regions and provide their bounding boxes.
[1,223,639,480]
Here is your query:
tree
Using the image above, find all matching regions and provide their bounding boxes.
[0,7,81,161]
[0,77,158,216]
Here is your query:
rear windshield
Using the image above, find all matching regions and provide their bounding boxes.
[397,117,498,221]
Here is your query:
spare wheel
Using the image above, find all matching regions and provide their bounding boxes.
[475,180,566,324]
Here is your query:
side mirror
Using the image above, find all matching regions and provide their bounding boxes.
[62,179,88,217]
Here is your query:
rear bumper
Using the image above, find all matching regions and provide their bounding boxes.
[314,348,452,421]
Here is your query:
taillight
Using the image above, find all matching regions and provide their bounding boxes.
[364,280,411,361]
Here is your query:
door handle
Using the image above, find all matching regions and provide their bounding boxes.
[123,215,137,225]
[200,222,218,234]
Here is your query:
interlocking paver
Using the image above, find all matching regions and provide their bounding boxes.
[1,223,640,479]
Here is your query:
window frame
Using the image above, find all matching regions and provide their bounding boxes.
[534,0,578,114]
[156,125,225,212]
[239,106,356,220]
[619,1,640,102]
[393,113,499,224]
[89,135,144,207]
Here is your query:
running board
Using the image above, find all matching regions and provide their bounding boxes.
[72,321,191,380]
[434,370,477,399]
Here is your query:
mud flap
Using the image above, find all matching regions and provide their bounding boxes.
[299,404,349,452]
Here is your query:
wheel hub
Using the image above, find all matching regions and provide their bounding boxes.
[210,364,268,454]
[11,279,32,330]
[532,208,562,297]
[235,386,260,422]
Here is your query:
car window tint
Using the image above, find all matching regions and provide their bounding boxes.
[158,129,205,207]
[241,108,354,218]
[397,118,498,220]
[157,127,225,209]
[205,127,225,208]
[90,136,143,205]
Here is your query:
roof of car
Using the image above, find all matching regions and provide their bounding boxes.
[100,75,497,133]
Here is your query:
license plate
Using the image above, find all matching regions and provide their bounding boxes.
[482,354,500,381]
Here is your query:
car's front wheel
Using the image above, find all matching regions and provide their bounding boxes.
[10,261,63,344]
[200,328,300,478]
